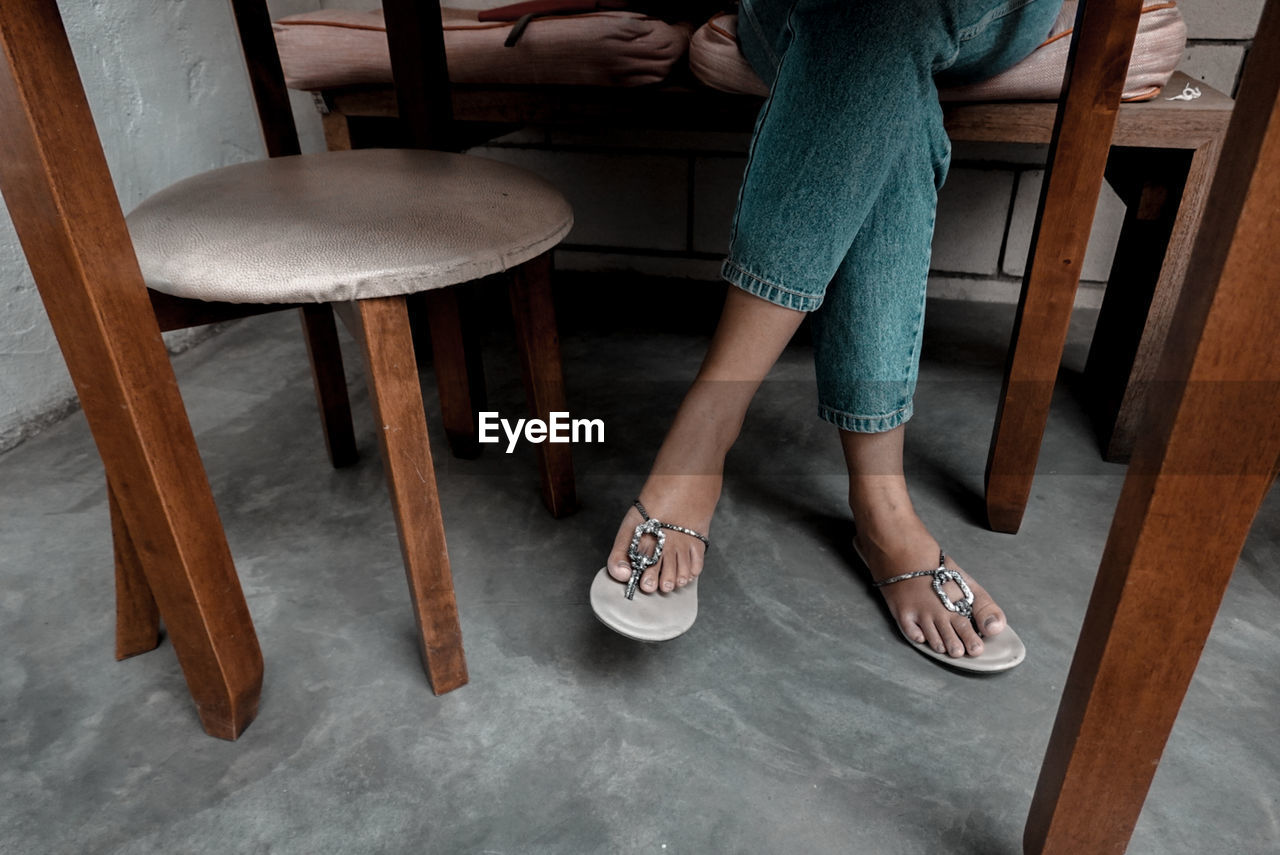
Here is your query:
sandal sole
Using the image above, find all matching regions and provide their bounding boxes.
[589,566,698,642]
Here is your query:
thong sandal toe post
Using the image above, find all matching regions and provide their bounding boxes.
[590,500,709,642]
[858,544,1026,673]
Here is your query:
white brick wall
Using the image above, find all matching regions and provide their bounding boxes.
[931,169,1016,276]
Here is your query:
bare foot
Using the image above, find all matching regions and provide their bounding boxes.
[851,480,1007,659]
[605,474,718,594]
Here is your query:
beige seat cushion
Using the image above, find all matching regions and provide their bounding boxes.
[127,149,573,304]
[690,1,1187,102]
[274,7,691,91]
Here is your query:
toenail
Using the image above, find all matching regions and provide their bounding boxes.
[984,616,998,628]
[662,582,673,591]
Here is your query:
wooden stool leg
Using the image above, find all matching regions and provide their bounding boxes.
[509,252,578,519]
[1026,5,1280,849]
[299,304,358,468]
[354,296,468,694]
[110,480,161,659]
[984,0,1146,533]
[420,288,486,459]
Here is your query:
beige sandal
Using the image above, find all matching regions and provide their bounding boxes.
[590,500,709,642]
[855,542,1025,673]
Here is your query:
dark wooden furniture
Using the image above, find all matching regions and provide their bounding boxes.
[1025,0,1280,849]
[318,2,1232,534]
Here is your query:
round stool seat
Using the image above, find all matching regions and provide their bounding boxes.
[126,148,574,304]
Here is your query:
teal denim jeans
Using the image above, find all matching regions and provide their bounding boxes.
[722,0,1063,431]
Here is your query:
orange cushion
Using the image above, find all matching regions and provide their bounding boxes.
[689,1,1188,102]
[274,7,691,91]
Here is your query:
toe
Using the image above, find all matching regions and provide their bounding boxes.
[640,563,660,593]
[936,620,966,658]
[969,587,1006,637]
[921,620,947,655]
[686,541,707,579]
[676,545,695,587]
[952,616,985,656]
[898,614,927,645]
[659,551,680,593]
[607,510,640,583]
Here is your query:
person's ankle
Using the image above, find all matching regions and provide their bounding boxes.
[848,477,913,519]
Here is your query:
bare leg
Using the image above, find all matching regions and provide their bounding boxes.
[843,426,1008,658]
[605,288,805,593]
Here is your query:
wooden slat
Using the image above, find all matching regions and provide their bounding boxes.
[0,0,262,739]
[325,72,1231,149]
[984,0,1147,533]
[1025,0,1280,849]
[147,289,290,332]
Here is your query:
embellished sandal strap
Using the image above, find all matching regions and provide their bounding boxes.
[624,500,710,600]
[870,550,975,618]
[633,500,710,550]
[871,549,947,588]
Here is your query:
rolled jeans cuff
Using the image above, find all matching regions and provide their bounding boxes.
[721,258,825,313]
[818,400,914,433]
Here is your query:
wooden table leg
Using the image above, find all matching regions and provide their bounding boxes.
[509,253,578,519]
[1025,3,1280,849]
[984,0,1146,533]
[0,0,263,740]
[355,296,468,695]
[1087,137,1223,462]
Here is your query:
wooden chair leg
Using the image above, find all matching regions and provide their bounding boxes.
[354,296,468,694]
[420,288,486,459]
[1086,137,1223,462]
[1025,6,1280,849]
[984,0,1146,533]
[509,252,578,519]
[299,304,358,468]
[109,480,161,659]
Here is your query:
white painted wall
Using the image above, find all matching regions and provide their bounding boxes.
[0,0,1266,453]
[0,0,327,452]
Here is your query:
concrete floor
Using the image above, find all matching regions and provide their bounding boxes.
[1,292,1277,854]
